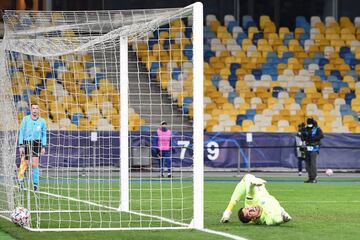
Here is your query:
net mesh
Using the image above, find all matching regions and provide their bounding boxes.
[0,5,199,230]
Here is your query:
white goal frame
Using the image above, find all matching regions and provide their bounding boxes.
[0,2,204,231]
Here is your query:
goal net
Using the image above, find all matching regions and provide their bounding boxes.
[0,2,203,231]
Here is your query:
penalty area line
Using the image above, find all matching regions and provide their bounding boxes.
[199,228,247,240]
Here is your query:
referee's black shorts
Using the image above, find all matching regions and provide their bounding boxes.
[23,140,42,160]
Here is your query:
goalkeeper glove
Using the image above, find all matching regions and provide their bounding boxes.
[220,210,232,223]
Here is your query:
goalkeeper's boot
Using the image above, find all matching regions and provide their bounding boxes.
[281,209,292,222]
[33,184,38,192]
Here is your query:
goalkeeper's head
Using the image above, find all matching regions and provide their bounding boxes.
[238,205,261,223]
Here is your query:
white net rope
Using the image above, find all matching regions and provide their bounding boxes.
[3,8,192,56]
[0,39,21,220]
[0,6,198,230]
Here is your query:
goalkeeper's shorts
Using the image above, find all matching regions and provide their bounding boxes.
[23,140,42,159]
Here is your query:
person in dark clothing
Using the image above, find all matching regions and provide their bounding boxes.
[295,123,306,176]
[300,118,324,183]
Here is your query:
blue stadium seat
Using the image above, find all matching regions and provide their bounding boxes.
[246,109,256,121]
[228,74,238,88]
[148,38,158,50]
[299,33,310,46]
[211,74,221,88]
[339,47,351,59]
[53,60,65,69]
[346,70,358,80]
[95,73,105,82]
[282,51,294,60]
[85,61,95,69]
[46,72,57,79]
[327,75,340,82]
[317,58,329,68]
[251,69,262,80]
[349,59,360,69]
[304,58,314,69]
[252,32,263,45]
[171,67,181,80]
[35,84,45,96]
[227,20,239,32]
[345,92,356,105]
[283,33,294,46]
[185,28,192,38]
[163,38,175,49]
[245,21,257,30]
[295,16,307,27]
[204,50,215,61]
[295,92,305,104]
[313,52,324,60]
[21,90,31,102]
[230,63,241,74]
[183,97,193,114]
[332,82,348,92]
[183,44,193,60]
[82,80,97,95]
[344,53,355,65]
[315,69,326,80]
[272,86,285,98]
[150,62,161,78]
[228,92,238,104]
[140,125,151,132]
[330,70,341,80]
[236,32,248,45]
[270,72,278,80]
[71,113,85,126]
[236,114,247,125]
[13,95,21,103]
[158,23,170,32]
[18,107,29,114]
[339,104,351,116]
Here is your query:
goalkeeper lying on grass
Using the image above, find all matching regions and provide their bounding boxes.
[220,174,292,225]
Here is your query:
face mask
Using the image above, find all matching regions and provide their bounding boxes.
[307,124,313,128]
[161,127,167,131]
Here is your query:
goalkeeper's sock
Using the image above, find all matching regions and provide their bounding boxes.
[32,168,40,186]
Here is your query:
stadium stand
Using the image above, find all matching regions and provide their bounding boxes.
[10,15,360,133]
[199,14,360,133]
[10,46,145,131]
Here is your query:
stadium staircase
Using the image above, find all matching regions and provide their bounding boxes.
[96,49,192,131]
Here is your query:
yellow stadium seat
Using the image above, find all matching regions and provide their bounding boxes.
[230,125,242,132]
[279,27,290,39]
[265,125,278,132]
[283,125,296,132]
[295,28,305,39]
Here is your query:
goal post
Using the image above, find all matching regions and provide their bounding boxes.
[119,36,129,212]
[0,2,203,231]
[192,2,204,229]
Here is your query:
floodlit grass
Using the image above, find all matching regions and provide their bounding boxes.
[1,176,360,240]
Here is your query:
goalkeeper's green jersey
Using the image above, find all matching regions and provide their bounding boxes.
[225,175,285,225]
[245,187,284,225]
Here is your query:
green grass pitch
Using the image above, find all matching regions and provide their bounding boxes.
[1,176,359,240]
